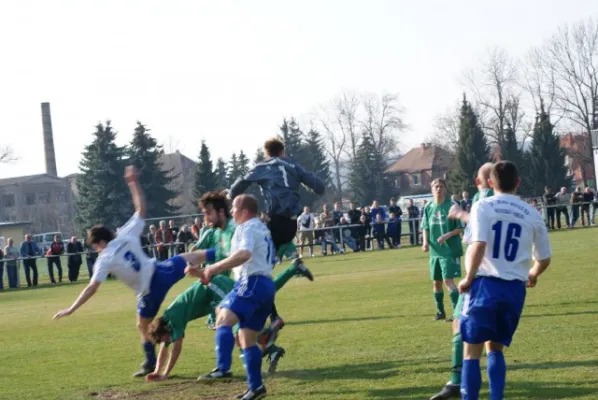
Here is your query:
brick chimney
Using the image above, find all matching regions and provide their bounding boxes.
[41,102,58,176]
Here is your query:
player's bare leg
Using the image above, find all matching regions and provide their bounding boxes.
[134,316,156,377]
[443,278,459,321]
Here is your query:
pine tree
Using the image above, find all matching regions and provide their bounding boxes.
[278,118,308,164]
[238,150,250,177]
[249,147,266,209]
[349,134,390,205]
[499,125,531,196]
[227,153,241,186]
[194,140,218,200]
[76,121,130,233]
[214,158,228,190]
[448,94,490,196]
[528,101,571,195]
[302,128,332,207]
[127,122,179,218]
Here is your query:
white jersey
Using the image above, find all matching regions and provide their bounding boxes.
[231,217,275,281]
[91,213,155,297]
[468,193,552,281]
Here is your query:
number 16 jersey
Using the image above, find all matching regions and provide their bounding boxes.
[468,193,551,282]
[91,213,155,297]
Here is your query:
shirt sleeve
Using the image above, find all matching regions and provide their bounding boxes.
[235,225,256,255]
[468,202,490,243]
[532,216,552,261]
[90,253,110,283]
[118,213,146,238]
[420,206,429,230]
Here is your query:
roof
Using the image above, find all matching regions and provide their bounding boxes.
[0,221,32,227]
[0,173,67,188]
[386,143,454,174]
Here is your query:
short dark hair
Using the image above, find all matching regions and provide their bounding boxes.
[264,138,285,158]
[236,194,259,215]
[491,161,519,192]
[87,225,115,245]
[431,178,447,188]
[199,191,231,218]
[148,317,170,344]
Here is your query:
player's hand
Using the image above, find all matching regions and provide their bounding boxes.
[145,372,167,382]
[448,205,462,220]
[458,278,472,294]
[53,308,73,320]
[124,165,139,183]
[422,243,429,252]
[437,234,447,245]
[527,271,538,288]
[201,267,215,283]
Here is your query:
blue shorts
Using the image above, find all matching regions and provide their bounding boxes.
[460,276,526,347]
[220,275,275,332]
[137,256,187,319]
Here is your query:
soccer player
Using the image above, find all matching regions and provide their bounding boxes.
[188,194,276,400]
[52,166,207,377]
[429,162,494,400]
[421,178,464,321]
[229,138,325,325]
[459,161,551,399]
[145,258,310,381]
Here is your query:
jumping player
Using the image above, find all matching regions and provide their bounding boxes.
[145,258,310,381]
[188,194,276,400]
[458,161,551,399]
[53,166,206,377]
[421,178,464,321]
[429,162,494,400]
[229,138,325,325]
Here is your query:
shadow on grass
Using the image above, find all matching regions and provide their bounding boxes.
[287,313,433,326]
[523,310,598,318]
[507,380,598,399]
[411,359,598,375]
[526,299,598,308]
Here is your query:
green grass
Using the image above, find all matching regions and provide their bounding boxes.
[2,229,598,399]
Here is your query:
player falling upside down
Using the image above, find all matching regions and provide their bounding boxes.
[53,166,205,378]
[229,138,325,327]
[145,257,311,382]
[421,178,464,321]
[459,161,551,400]
[429,162,494,400]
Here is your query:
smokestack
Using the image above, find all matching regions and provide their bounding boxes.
[41,102,58,176]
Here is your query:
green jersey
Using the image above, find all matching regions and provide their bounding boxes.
[162,275,234,342]
[193,218,236,262]
[472,188,493,204]
[421,198,464,258]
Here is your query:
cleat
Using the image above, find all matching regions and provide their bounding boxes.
[435,312,446,321]
[133,363,154,378]
[267,346,285,374]
[258,318,284,350]
[197,368,233,381]
[293,258,314,281]
[430,383,461,399]
[445,316,455,322]
[236,389,250,399]
[238,385,267,400]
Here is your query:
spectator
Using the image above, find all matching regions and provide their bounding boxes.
[460,191,472,212]
[155,220,173,261]
[84,240,97,279]
[451,194,460,204]
[530,199,542,213]
[555,187,571,229]
[406,198,420,246]
[362,206,373,237]
[140,233,151,257]
[4,238,19,288]
[373,213,387,250]
[147,225,158,258]
[176,225,193,254]
[347,201,361,225]
[169,220,179,257]
[319,205,334,228]
[20,234,42,287]
[297,206,315,257]
[356,215,369,252]
[315,217,339,255]
[191,217,202,240]
[66,237,84,283]
[387,212,401,248]
[388,197,403,222]
[543,186,557,229]
[582,187,594,227]
[370,200,386,223]
[570,187,583,227]
[46,235,64,284]
[338,217,357,251]
[332,202,344,225]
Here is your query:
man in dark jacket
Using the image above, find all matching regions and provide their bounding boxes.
[543,186,557,229]
[47,235,64,284]
[406,199,420,245]
[66,237,84,283]
[386,212,401,248]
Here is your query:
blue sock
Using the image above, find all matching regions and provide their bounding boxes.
[143,341,156,367]
[215,326,234,372]
[242,345,263,391]
[487,351,506,400]
[461,359,481,400]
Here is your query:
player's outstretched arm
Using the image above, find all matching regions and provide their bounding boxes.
[297,165,325,195]
[449,204,469,224]
[194,249,251,282]
[125,165,147,218]
[229,167,260,199]
[146,339,183,382]
[53,281,101,320]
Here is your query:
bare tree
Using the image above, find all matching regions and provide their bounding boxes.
[337,92,361,162]
[164,135,181,154]
[0,145,17,164]
[429,104,460,152]
[360,92,406,158]
[317,106,347,200]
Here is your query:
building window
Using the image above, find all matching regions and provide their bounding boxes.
[411,173,422,186]
[56,190,67,203]
[39,192,51,204]
[2,193,15,208]
[25,193,36,206]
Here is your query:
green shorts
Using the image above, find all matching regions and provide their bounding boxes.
[453,293,464,320]
[429,256,461,281]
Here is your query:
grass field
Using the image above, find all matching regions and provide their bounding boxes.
[1,228,598,400]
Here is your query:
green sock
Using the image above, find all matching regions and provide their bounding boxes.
[434,291,445,314]
[276,242,296,259]
[450,332,463,385]
[273,263,298,291]
[450,289,459,310]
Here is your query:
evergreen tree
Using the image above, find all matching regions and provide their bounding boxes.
[302,128,332,207]
[528,101,571,195]
[448,94,490,196]
[76,121,129,233]
[499,125,531,196]
[278,118,308,164]
[227,153,241,186]
[249,147,266,209]
[254,147,265,164]
[194,140,218,200]
[238,150,250,177]
[349,134,390,205]
[127,122,179,217]
[214,158,228,190]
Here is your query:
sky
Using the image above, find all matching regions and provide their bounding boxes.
[0,0,597,179]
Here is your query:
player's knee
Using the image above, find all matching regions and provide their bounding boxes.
[486,341,504,353]
[444,279,456,289]
[433,281,443,291]
[452,318,460,334]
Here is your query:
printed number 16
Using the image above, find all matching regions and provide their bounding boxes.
[491,221,522,262]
